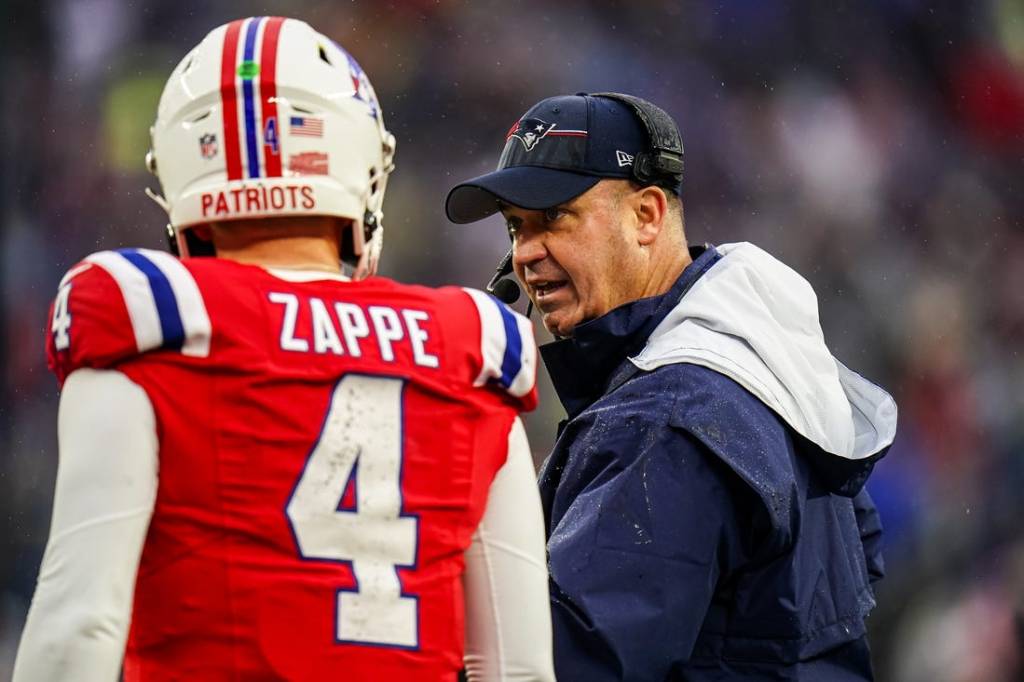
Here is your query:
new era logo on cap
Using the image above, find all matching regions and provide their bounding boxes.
[616,150,634,167]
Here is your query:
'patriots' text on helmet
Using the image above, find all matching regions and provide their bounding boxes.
[146,16,395,276]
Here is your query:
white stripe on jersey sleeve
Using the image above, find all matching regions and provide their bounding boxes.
[85,251,163,353]
[508,311,537,399]
[136,249,212,358]
[58,262,93,289]
[462,288,508,388]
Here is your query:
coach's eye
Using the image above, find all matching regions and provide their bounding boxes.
[543,207,565,223]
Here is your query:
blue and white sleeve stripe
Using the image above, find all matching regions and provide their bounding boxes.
[508,307,536,398]
[86,249,211,358]
[462,288,536,398]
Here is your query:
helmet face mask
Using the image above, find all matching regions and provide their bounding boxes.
[147,17,395,274]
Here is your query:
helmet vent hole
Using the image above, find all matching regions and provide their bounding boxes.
[189,110,211,123]
[318,45,331,65]
[292,105,314,114]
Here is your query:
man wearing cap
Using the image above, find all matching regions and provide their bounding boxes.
[446,92,898,681]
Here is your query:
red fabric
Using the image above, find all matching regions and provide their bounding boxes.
[46,263,136,386]
[47,256,536,681]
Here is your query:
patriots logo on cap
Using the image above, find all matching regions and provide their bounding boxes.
[507,117,557,152]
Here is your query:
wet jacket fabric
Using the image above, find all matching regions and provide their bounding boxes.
[538,243,897,681]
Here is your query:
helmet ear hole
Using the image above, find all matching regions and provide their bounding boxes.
[339,219,365,267]
[184,229,216,258]
[340,227,355,263]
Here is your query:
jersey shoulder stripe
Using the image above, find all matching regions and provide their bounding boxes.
[461,287,536,399]
[84,248,211,358]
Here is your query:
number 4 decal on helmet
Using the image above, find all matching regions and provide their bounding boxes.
[264,117,279,155]
[286,374,419,649]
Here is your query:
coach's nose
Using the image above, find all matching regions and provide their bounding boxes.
[512,228,547,271]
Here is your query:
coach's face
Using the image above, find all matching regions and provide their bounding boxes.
[504,180,648,337]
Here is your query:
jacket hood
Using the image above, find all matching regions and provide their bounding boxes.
[631,242,897,468]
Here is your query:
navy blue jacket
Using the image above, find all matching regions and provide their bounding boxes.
[538,245,887,681]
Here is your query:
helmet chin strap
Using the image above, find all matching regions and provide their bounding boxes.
[165,223,180,257]
[144,186,184,257]
[144,186,170,213]
[352,211,383,280]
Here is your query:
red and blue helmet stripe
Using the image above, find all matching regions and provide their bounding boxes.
[219,16,285,181]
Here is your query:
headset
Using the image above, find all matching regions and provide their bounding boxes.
[486,92,684,305]
[589,92,684,191]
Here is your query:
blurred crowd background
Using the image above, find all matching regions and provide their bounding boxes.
[2,0,1023,678]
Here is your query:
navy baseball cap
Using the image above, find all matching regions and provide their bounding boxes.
[445,93,679,224]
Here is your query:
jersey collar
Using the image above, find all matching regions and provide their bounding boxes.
[265,267,351,283]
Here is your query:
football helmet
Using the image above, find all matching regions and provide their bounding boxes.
[146,16,395,276]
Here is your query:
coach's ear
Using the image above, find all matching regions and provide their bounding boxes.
[635,185,669,247]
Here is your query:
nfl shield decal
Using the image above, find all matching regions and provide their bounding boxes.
[200,133,218,159]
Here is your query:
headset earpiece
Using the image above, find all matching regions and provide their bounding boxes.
[590,92,684,190]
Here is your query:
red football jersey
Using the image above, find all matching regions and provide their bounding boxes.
[45,248,538,681]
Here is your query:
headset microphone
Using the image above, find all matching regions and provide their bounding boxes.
[486,248,522,304]
[491,278,521,304]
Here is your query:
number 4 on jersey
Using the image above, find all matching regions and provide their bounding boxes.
[286,375,419,648]
[52,283,73,351]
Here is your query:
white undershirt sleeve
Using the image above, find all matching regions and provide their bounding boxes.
[13,368,159,682]
[463,417,555,682]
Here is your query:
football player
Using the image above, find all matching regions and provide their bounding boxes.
[14,17,554,682]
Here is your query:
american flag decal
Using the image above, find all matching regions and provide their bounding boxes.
[290,116,323,137]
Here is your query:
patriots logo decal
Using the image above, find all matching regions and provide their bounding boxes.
[508,118,557,152]
[331,40,381,119]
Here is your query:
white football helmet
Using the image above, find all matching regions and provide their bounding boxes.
[147,16,395,276]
